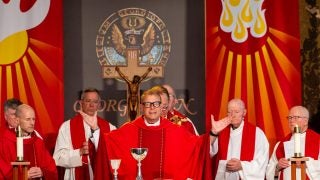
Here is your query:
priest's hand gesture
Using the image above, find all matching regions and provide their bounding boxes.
[210,115,231,135]
[78,110,99,130]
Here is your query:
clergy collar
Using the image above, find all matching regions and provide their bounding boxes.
[144,118,160,126]
[22,134,32,139]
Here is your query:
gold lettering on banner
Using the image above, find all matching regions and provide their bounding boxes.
[72,98,196,117]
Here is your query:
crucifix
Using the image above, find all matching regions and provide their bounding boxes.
[103,48,164,121]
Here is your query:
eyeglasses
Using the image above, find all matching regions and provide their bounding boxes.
[142,101,161,108]
[286,116,307,120]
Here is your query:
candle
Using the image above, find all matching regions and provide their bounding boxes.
[17,137,23,160]
[16,125,23,161]
[293,124,301,157]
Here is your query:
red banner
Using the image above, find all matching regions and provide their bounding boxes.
[0,0,64,138]
[205,0,301,147]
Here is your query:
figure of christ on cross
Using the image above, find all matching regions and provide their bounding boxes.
[115,66,152,120]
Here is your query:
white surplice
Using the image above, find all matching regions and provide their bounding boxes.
[53,119,116,180]
[266,132,320,180]
[212,121,269,180]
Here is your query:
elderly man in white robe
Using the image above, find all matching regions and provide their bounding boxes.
[266,106,320,180]
[210,98,269,180]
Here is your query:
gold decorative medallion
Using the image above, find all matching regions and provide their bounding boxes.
[96,7,171,81]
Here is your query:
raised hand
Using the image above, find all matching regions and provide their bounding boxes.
[78,110,98,130]
[211,115,231,134]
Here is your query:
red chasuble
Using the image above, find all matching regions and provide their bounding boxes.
[212,121,256,178]
[99,116,210,180]
[69,113,111,180]
[275,129,320,180]
[0,128,57,180]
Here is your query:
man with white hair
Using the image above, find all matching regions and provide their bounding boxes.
[211,98,269,179]
[266,106,320,179]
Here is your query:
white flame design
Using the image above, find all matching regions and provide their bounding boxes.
[0,0,51,41]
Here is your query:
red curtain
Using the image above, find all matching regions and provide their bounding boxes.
[205,0,301,147]
[0,0,64,142]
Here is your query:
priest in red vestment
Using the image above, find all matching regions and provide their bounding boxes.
[96,86,212,180]
[0,104,57,179]
[266,106,320,180]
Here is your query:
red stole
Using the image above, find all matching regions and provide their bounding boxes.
[24,134,38,167]
[275,129,320,180]
[212,121,256,178]
[70,113,110,180]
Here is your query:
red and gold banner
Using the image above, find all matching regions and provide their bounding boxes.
[0,0,64,137]
[206,0,301,147]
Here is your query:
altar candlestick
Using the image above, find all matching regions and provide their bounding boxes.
[16,125,23,161]
[293,124,301,157]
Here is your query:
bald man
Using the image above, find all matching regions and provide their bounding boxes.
[0,104,57,179]
[266,106,320,179]
[210,98,269,179]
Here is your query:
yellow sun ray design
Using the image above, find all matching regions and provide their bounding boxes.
[28,47,63,89]
[246,54,256,125]
[261,44,290,135]
[208,23,300,147]
[6,66,13,98]
[219,50,233,117]
[235,54,242,98]
[15,62,28,103]
[22,56,54,133]
[254,50,276,141]
[0,31,62,133]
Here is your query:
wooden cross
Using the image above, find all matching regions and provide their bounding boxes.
[102,48,164,120]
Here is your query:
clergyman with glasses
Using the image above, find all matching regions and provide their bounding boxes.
[98,85,213,179]
[53,88,116,180]
[266,105,320,179]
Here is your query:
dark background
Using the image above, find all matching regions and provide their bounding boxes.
[63,0,206,133]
